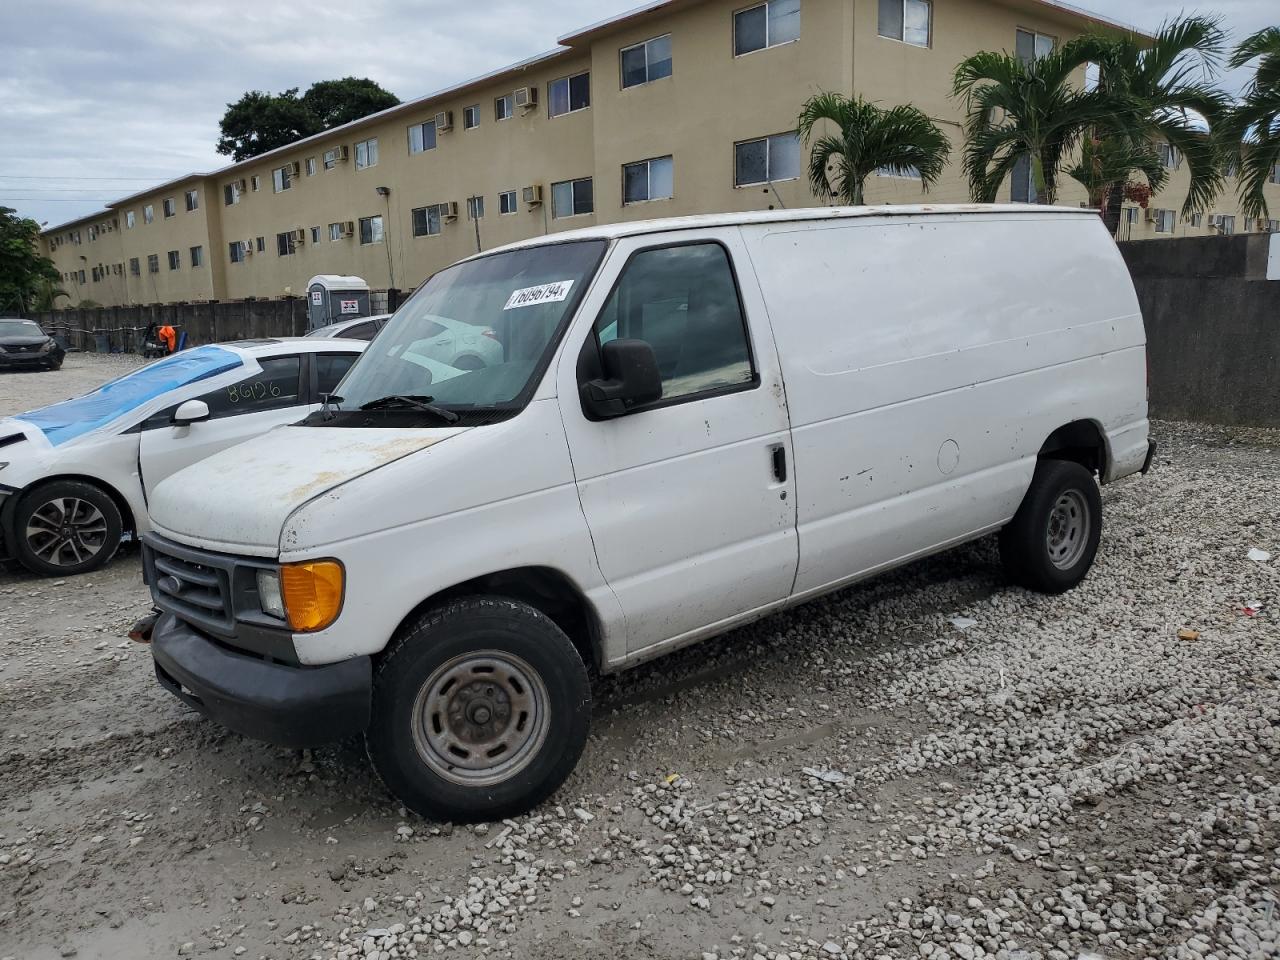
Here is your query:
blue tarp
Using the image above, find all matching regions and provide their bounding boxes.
[15,346,243,446]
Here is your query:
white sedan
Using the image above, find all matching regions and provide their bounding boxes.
[0,339,364,576]
[308,313,502,371]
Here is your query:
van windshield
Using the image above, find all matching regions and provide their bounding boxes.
[329,240,606,423]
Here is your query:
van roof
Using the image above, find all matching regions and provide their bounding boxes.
[482,204,1100,256]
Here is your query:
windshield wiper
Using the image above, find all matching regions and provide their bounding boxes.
[359,395,460,423]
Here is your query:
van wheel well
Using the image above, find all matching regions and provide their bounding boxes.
[18,475,137,535]
[1039,421,1107,476]
[393,568,601,673]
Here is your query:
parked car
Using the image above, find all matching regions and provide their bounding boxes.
[136,206,1154,822]
[0,339,364,576]
[0,318,64,371]
[304,314,391,342]
[307,312,503,371]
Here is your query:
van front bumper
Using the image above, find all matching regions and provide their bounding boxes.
[151,613,371,747]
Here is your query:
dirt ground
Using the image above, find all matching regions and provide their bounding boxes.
[1,355,1277,960]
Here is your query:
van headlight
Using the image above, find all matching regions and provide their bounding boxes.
[257,561,345,632]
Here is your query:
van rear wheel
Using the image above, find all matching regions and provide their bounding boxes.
[365,597,591,822]
[999,459,1102,594]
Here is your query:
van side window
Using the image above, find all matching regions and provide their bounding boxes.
[593,243,755,404]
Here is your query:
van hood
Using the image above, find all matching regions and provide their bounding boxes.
[149,425,463,554]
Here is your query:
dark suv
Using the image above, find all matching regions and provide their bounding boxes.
[0,319,64,371]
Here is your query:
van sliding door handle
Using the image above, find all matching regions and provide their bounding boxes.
[771,445,787,483]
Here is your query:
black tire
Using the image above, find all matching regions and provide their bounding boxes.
[46,357,63,371]
[999,459,1102,594]
[365,596,591,822]
[13,480,123,577]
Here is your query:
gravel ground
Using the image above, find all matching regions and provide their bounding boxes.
[1,355,1277,960]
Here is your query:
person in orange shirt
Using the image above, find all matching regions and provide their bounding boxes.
[157,325,177,354]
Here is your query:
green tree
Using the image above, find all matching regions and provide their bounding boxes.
[953,41,1120,205]
[301,77,401,129]
[0,206,59,315]
[1222,26,1280,219]
[797,93,950,205]
[1078,17,1229,231]
[1069,133,1169,232]
[31,277,69,312]
[216,79,401,161]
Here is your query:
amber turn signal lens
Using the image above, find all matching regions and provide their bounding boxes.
[280,561,345,633]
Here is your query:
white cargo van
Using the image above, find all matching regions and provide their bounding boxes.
[136,206,1154,821]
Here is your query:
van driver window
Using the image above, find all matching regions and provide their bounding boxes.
[594,243,754,403]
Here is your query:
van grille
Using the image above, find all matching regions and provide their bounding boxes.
[144,538,235,637]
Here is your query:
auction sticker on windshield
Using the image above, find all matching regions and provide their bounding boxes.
[504,280,574,310]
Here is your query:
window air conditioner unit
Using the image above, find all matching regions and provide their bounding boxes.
[286,161,301,177]
[233,178,247,192]
[435,110,453,132]
[324,146,349,164]
[441,201,459,221]
[1144,208,1158,223]
[514,86,537,110]
[243,240,254,256]
[291,228,307,243]
[341,221,355,237]
[523,184,543,206]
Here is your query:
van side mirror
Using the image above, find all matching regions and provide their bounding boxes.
[172,399,211,426]
[581,339,663,420]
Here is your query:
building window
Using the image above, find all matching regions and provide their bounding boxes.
[129,257,140,276]
[1156,143,1179,169]
[876,164,922,178]
[143,204,154,224]
[277,231,297,256]
[224,182,241,206]
[551,177,594,218]
[88,225,98,241]
[467,196,485,220]
[359,215,384,244]
[549,72,591,117]
[1245,217,1256,232]
[463,105,480,129]
[147,254,159,274]
[190,245,204,267]
[408,121,437,154]
[185,189,199,212]
[878,0,931,48]
[1124,207,1140,225]
[310,226,320,244]
[273,166,292,193]
[499,190,518,215]
[355,138,378,169]
[163,198,176,218]
[1154,209,1175,234]
[1270,163,1280,185]
[167,250,181,270]
[1219,215,1235,235]
[1191,212,1203,227]
[126,211,136,229]
[734,132,801,186]
[623,155,674,203]
[256,236,265,252]
[495,94,514,121]
[412,205,448,237]
[306,157,317,176]
[1266,219,1280,233]
[621,34,673,88]
[1011,154,1039,203]
[329,222,346,241]
[228,242,243,264]
[1015,28,1055,64]
[251,175,260,191]
[734,0,800,57]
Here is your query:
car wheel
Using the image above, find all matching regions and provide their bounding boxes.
[13,480,123,577]
[998,459,1102,594]
[46,356,63,371]
[365,596,591,822]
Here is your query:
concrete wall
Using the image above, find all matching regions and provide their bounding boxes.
[1120,233,1280,428]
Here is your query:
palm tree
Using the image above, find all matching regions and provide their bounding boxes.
[1078,16,1229,230]
[1069,134,1170,233]
[796,92,950,206]
[1222,27,1280,219]
[953,40,1120,205]
[31,278,69,313]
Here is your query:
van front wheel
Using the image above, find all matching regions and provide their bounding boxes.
[999,459,1102,594]
[366,597,591,822]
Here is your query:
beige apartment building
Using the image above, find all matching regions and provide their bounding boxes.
[41,0,1280,309]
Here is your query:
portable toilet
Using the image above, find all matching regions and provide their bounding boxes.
[306,275,371,332]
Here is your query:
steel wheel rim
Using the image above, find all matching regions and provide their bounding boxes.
[25,497,108,567]
[1046,489,1090,570]
[411,650,550,787]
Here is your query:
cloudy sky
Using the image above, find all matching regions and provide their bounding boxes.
[1,0,1272,229]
